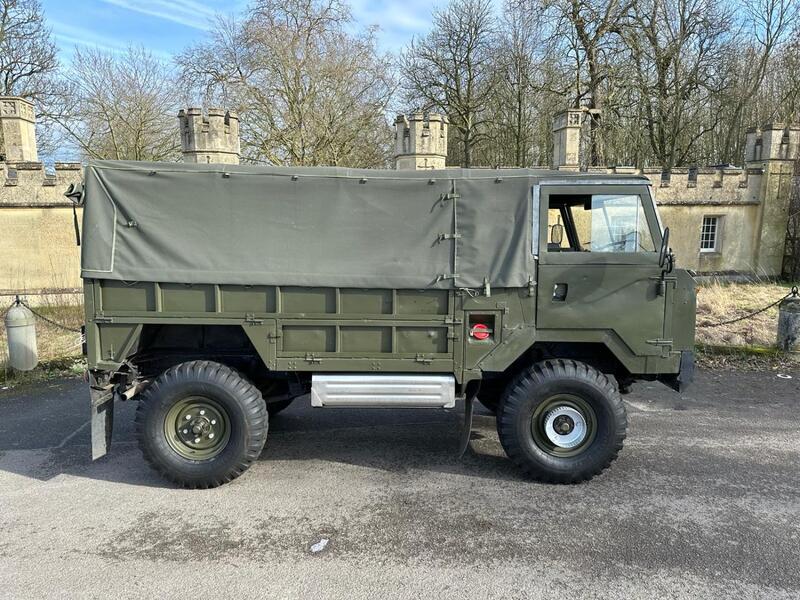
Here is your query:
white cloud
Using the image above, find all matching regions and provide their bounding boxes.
[99,0,216,30]
[51,20,173,59]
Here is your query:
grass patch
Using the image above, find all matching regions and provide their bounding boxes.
[696,280,794,348]
[0,356,86,387]
[696,343,798,371]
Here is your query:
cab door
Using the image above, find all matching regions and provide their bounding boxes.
[535,181,669,359]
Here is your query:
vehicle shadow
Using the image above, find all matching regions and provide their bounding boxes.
[0,390,521,487]
[260,404,522,483]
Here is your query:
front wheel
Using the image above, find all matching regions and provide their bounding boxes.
[135,361,268,488]
[497,359,627,483]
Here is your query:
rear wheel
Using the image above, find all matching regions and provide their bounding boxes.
[497,359,626,483]
[135,361,268,488]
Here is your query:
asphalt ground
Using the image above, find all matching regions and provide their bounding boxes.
[1,368,799,599]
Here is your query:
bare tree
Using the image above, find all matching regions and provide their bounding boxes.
[523,0,633,164]
[622,0,735,168]
[400,0,497,167]
[0,0,58,158]
[716,0,798,162]
[178,0,394,168]
[49,46,181,161]
[485,2,540,166]
[0,0,56,97]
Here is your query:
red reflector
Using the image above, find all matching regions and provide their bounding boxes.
[470,323,491,340]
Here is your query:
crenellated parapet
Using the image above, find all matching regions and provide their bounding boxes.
[0,161,82,207]
[178,107,240,165]
[0,97,38,162]
[745,123,800,163]
[564,164,763,206]
[394,112,448,170]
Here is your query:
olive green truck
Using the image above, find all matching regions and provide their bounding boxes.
[77,161,696,488]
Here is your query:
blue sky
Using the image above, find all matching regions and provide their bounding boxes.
[40,0,447,60]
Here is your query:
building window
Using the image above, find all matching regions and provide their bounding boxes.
[700,216,721,253]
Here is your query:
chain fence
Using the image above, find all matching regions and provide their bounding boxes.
[3,285,799,336]
[696,286,798,329]
[1,297,82,333]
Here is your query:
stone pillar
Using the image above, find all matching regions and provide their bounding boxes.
[777,290,800,352]
[0,97,38,163]
[745,123,800,276]
[394,112,448,170]
[552,109,584,171]
[178,107,240,165]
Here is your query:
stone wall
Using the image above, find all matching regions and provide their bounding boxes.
[0,162,82,293]
[1,102,243,294]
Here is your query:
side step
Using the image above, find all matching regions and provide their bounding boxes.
[311,374,455,408]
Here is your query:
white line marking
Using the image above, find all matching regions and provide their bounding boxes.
[57,420,90,448]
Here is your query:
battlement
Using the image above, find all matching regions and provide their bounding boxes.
[394,112,448,170]
[0,96,38,162]
[178,107,240,165]
[0,161,82,207]
[745,123,800,163]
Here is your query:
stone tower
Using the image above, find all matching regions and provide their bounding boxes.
[552,109,584,171]
[394,112,448,170]
[744,123,800,275]
[178,107,240,165]
[0,97,38,163]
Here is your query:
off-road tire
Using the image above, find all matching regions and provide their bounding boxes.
[497,359,626,483]
[135,360,268,488]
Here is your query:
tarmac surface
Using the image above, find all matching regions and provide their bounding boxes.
[1,368,799,599]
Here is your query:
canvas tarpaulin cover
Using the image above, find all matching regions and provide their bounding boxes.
[80,160,539,289]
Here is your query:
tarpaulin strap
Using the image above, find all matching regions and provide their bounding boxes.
[65,182,84,247]
[72,203,81,246]
[450,180,459,287]
[437,232,462,242]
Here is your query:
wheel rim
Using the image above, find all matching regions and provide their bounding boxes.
[531,394,597,457]
[164,396,230,460]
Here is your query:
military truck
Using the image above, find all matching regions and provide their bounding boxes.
[76,161,695,488]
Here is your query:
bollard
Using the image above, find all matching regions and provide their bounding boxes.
[777,287,800,352]
[4,298,39,371]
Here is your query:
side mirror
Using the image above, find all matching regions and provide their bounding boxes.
[550,223,564,246]
[659,227,670,268]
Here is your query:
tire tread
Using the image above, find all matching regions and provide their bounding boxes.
[134,360,268,489]
[497,359,627,484]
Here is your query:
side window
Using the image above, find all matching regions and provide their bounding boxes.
[700,215,721,253]
[547,193,656,253]
[588,195,655,253]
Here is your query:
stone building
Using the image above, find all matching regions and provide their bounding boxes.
[395,107,800,279]
[0,97,83,294]
[0,103,240,293]
[178,107,240,165]
[394,112,448,170]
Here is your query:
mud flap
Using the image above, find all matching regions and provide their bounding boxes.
[457,383,480,457]
[90,385,114,460]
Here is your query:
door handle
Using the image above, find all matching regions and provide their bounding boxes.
[552,283,568,301]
